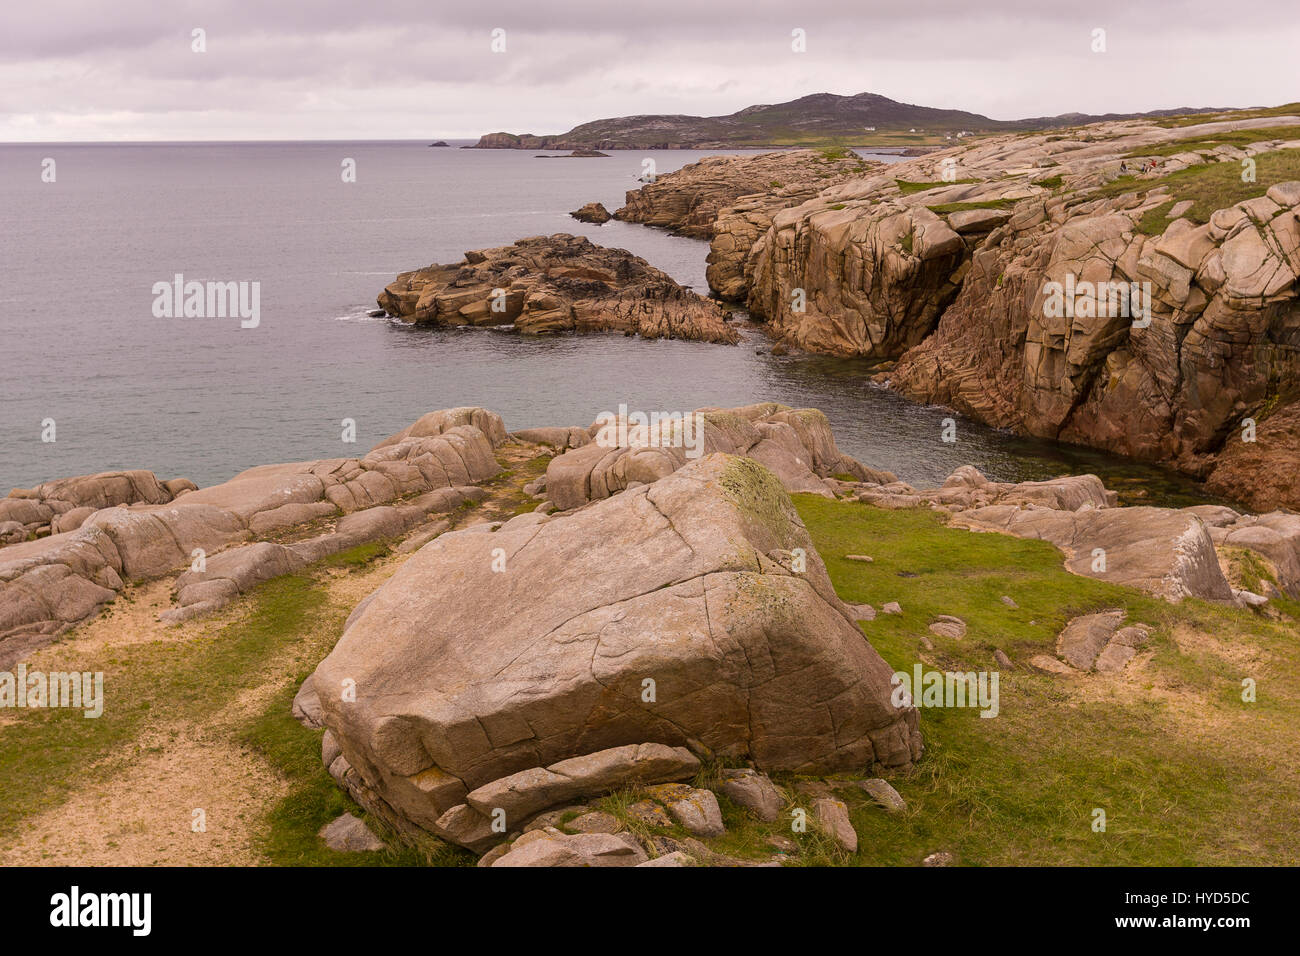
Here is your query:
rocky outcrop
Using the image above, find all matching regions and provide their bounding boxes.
[471,132,544,150]
[569,202,611,223]
[842,462,1300,604]
[377,234,736,343]
[1054,611,1151,673]
[0,402,889,665]
[538,149,609,158]
[543,402,887,510]
[952,505,1235,604]
[699,112,1300,510]
[1204,400,1300,510]
[615,149,872,239]
[1,471,197,543]
[310,453,922,849]
[0,408,505,665]
[1201,508,1300,599]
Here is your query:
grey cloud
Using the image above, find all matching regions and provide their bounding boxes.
[1,0,1296,140]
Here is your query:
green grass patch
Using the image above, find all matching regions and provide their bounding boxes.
[318,541,390,569]
[0,573,331,838]
[0,538,469,866]
[896,178,979,195]
[1090,148,1300,223]
[1136,199,1179,236]
[238,681,469,867]
[784,494,1300,865]
[1155,105,1300,128]
[1127,125,1300,158]
[926,200,1015,215]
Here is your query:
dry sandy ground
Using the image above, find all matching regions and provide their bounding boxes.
[0,558,408,866]
[0,453,543,866]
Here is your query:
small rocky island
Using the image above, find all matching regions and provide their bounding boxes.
[375,233,736,342]
[570,201,611,223]
[535,148,609,158]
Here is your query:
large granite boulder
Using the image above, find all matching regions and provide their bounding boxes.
[310,453,921,848]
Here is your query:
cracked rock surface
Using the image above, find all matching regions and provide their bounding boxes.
[311,453,921,848]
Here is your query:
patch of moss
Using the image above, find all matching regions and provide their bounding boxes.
[896,178,979,195]
[927,199,1015,215]
[318,541,390,569]
[1136,199,1179,236]
[719,456,800,541]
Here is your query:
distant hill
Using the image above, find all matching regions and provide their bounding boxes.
[468,92,1232,149]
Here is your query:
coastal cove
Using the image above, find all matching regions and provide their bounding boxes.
[1,141,1216,504]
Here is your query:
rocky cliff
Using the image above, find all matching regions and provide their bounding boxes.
[695,111,1300,510]
[613,149,874,239]
[378,234,736,343]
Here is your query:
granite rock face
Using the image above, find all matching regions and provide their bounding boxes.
[698,114,1300,510]
[377,233,737,343]
[543,402,887,510]
[310,454,922,849]
[570,202,611,224]
[615,149,873,239]
[950,503,1234,603]
[0,470,196,542]
[0,408,505,664]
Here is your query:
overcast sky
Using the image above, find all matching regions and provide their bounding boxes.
[2,0,1297,141]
